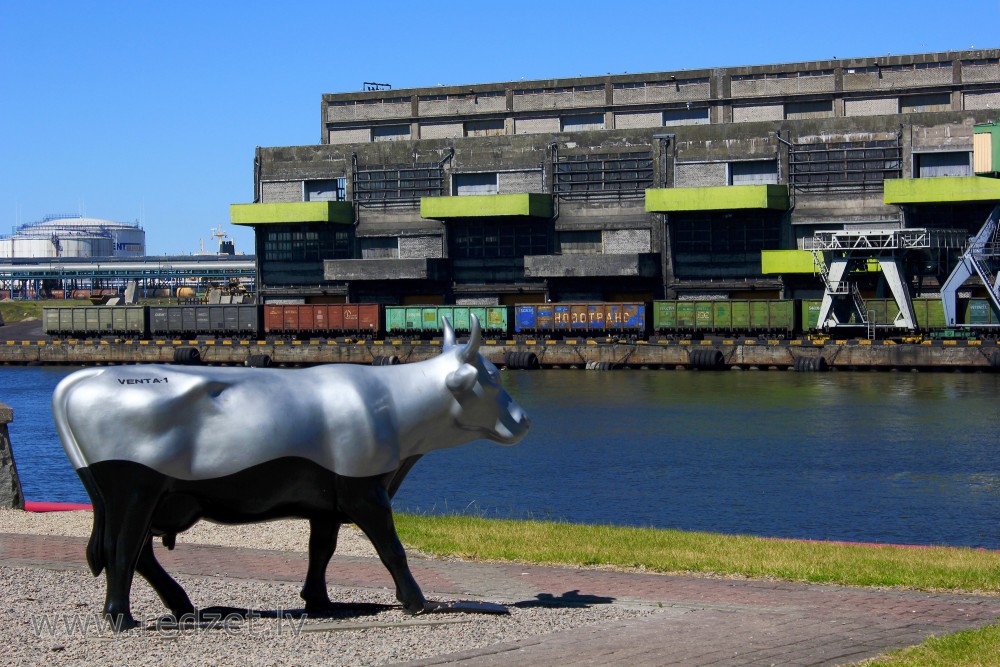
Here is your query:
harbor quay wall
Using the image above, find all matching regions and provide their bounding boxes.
[0,339,997,370]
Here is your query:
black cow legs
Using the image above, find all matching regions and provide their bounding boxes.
[136,536,194,617]
[94,465,165,631]
[101,502,152,630]
[301,517,341,611]
[337,477,427,614]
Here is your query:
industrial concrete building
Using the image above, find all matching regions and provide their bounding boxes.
[231,49,1000,307]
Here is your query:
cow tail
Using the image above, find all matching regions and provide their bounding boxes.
[51,369,106,576]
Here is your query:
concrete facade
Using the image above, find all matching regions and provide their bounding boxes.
[236,49,1000,304]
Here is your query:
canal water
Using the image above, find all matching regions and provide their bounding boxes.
[2,366,998,549]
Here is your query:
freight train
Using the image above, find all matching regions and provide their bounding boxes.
[38,298,1000,343]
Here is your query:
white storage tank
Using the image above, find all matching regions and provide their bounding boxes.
[0,215,145,258]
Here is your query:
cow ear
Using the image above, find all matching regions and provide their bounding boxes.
[443,316,456,349]
[446,364,478,393]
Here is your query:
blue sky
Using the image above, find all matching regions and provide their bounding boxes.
[2,1,998,255]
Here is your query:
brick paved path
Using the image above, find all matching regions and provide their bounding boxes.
[2,532,998,666]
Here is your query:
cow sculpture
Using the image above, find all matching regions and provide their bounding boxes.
[52,315,529,630]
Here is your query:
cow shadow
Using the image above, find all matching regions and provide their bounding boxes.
[142,591,615,630]
[514,590,616,609]
[145,603,393,631]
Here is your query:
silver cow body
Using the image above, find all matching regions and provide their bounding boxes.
[57,350,526,480]
[51,316,529,629]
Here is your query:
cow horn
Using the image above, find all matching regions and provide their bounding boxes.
[459,313,482,362]
[443,316,456,349]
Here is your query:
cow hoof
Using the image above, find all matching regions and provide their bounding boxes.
[170,603,196,619]
[402,599,433,615]
[104,611,139,632]
[303,599,337,615]
[418,600,445,614]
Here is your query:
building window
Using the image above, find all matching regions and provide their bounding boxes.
[729,160,778,185]
[900,92,952,113]
[371,124,411,142]
[262,225,353,262]
[784,100,833,119]
[464,118,506,137]
[305,178,347,202]
[789,138,902,191]
[450,220,549,259]
[558,230,602,254]
[555,152,653,198]
[561,113,605,132]
[354,163,444,202]
[453,172,499,195]
[915,152,971,178]
[663,107,710,126]
[671,212,782,278]
[359,237,399,259]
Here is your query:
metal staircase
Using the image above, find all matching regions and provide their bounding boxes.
[941,204,1000,325]
[809,227,966,332]
[813,253,870,327]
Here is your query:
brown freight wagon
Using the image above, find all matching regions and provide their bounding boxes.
[263,303,382,337]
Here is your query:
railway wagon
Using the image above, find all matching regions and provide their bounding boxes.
[41,306,148,338]
[652,300,798,336]
[384,306,509,335]
[263,303,382,337]
[514,302,646,334]
[149,305,260,338]
[800,298,950,331]
[964,298,1000,326]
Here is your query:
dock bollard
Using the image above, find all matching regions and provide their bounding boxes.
[0,402,25,510]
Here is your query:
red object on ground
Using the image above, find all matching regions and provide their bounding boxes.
[23,501,92,512]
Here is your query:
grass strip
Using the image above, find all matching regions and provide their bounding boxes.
[395,514,1000,593]
[859,622,1000,666]
[1,300,93,323]
[396,515,1000,666]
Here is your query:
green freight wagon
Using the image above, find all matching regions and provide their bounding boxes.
[963,298,1000,326]
[653,299,796,335]
[730,301,751,331]
[652,301,678,330]
[801,297,947,331]
[913,298,946,329]
[385,305,509,335]
[801,300,822,331]
[42,306,147,337]
[711,301,732,330]
[676,301,697,328]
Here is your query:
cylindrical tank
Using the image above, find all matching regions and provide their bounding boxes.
[110,227,145,257]
[0,215,145,258]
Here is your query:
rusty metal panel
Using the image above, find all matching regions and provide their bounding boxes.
[357,304,381,333]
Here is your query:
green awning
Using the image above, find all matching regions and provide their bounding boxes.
[230,202,354,226]
[883,176,1000,204]
[645,184,789,212]
[761,250,816,274]
[420,193,553,219]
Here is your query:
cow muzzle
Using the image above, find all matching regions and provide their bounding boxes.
[493,402,530,445]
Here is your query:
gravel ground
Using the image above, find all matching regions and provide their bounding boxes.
[0,511,653,666]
